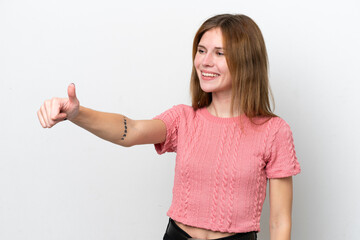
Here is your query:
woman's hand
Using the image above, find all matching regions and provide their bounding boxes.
[37,83,80,128]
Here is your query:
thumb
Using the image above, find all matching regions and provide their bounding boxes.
[67,83,77,102]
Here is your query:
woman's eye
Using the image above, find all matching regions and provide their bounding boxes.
[217,52,225,56]
[198,49,205,54]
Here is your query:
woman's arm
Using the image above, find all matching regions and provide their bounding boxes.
[269,176,293,240]
[37,84,167,147]
[71,106,166,147]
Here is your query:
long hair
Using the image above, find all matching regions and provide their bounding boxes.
[190,14,276,119]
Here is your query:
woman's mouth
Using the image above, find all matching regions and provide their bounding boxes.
[201,71,220,79]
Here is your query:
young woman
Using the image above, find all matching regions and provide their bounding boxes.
[37,14,300,240]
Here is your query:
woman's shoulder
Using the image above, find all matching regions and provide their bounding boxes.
[251,115,290,128]
[269,116,290,127]
[269,116,293,132]
[154,104,195,121]
[173,104,194,111]
[259,116,295,144]
[246,115,293,138]
[164,104,195,115]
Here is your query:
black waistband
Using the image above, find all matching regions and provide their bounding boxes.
[165,218,257,240]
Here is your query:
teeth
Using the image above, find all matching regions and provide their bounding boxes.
[202,72,219,77]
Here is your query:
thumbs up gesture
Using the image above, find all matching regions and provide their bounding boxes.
[37,83,80,128]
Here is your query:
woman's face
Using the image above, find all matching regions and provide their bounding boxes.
[194,28,231,97]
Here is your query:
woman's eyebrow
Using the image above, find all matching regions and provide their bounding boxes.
[197,44,225,50]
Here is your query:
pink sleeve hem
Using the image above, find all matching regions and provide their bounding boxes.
[153,118,169,154]
[266,168,301,179]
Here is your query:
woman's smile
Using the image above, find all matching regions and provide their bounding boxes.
[201,70,220,80]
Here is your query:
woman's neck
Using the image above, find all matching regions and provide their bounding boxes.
[207,94,240,118]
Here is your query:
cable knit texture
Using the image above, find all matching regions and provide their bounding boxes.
[153,104,301,233]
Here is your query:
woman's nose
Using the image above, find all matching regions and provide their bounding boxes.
[202,53,214,67]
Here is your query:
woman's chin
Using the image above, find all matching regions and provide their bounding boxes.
[200,88,213,93]
[199,84,215,93]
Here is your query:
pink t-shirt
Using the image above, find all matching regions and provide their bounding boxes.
[154,104,301,233]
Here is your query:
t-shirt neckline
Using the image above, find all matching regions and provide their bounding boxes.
[198,107,243,124]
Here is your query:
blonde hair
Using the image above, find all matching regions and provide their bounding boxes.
[190,14,276,119]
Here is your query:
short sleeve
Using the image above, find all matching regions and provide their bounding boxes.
[265,119,301,178]
[152,105,183,154]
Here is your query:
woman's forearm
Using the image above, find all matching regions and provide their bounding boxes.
[70,106,134,147]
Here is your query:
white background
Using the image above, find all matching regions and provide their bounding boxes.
[1,0,359,239]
